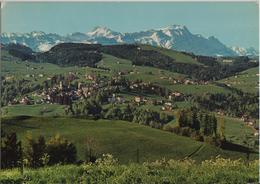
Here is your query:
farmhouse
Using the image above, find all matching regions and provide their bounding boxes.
[162,102,173,111]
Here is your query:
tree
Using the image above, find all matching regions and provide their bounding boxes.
[203,114,210,136]
[85,136,100,163]
[179,111,188,127]
[47,134,77,165]
[212,115,218,136]
[1,132,22,169]
[24,134,47,168]
[191,111,200,131]
[105,106,122,120]
[122,104,134,121]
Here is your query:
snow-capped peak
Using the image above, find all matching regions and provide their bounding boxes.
[86,26,123,43]
[1,25,257,56]
[30,31,46,37]
[87,26,119,38]
[159,24,189,37]
[230,46,259,56]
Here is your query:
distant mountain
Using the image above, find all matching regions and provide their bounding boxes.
[0,25,257,56]
[230,46,259,56]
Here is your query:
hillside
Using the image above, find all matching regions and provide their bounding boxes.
[2,116,257,162]
[1,42,259,170]
[3,43,258,80]
[218,67,259,94]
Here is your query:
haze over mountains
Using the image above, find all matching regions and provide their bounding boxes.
[1,25,258,57]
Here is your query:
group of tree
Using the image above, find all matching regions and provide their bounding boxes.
[1,79,41,106]
[71,98,102,119]
[4,43,35,61]
[195,93,259,119]
[36,43,102,67]
[1,132,77,169]
[164,109,225,145]
[178,109,218,136]
[71,97,173,129]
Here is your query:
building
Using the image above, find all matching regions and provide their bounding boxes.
[134,96,143,103]
[162,102,173,111]
[19,97,30,105]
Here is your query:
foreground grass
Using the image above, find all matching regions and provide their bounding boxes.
[0,155,258,184]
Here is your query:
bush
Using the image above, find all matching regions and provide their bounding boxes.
[191,131,204,142]
[180,127,192,137]
[162,124,174,132]
[47,134,77,165]
[0,157,258,184]
[172,126,182,135]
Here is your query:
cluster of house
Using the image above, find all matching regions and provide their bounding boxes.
[158,76,209,85]
[178,79,209,85]
[133,95,179,112]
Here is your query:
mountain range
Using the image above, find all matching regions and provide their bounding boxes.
[1,25,258,56]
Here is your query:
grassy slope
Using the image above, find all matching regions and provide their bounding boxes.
[218,67,259,94]
[140,45,203,65]
[2,51,231,96]
[99,54,231,95]
[2,117,256,163]
[2,103,255,148]
[220,116,257,146]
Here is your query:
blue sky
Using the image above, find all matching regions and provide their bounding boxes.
[2,2,259,49]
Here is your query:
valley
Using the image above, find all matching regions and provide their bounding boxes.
[1,42,259,169]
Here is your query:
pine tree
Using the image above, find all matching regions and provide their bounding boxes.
[179,111,188,127]
[203,114,210,136]
[1,132,22,168]
[191,111,200,131]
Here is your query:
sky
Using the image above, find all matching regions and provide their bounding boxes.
[1,2,259,49]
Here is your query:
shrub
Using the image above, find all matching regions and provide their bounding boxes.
[0,157,258,184]
[46,134,77,165]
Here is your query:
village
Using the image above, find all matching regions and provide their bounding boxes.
[5,69,190,113]
[3,67,259,138]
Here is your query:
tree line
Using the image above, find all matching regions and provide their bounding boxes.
[1,131,77,169]
[71,97,173,129]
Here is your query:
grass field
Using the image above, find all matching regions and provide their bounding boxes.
[167,83,231,95]
[219,67,259,94]
[219,116,257,146]
[2,116,257,163]
[1,104,67,117]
